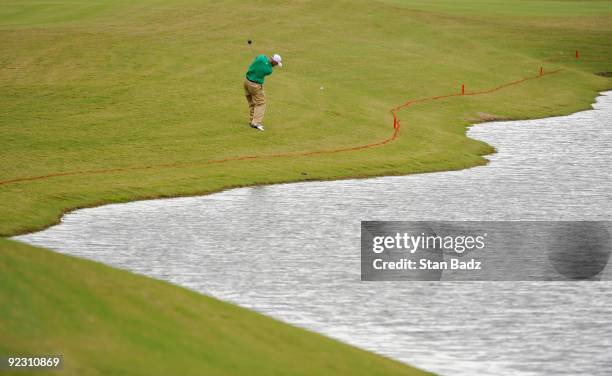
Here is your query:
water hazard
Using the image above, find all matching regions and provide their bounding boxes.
[16,92,612,375]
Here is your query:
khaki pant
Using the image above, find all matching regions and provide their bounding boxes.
[244,78,266,124]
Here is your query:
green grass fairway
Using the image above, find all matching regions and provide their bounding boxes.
[1,0,611,237]
[1,0,611,374]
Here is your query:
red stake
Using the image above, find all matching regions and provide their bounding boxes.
[576,50,580,59]
[540,67,543,76]
[461,84,465,95]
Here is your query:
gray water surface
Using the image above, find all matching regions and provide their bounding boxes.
[16,92,612,375]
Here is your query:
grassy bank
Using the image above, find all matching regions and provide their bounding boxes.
[1,0,611,374]
[1,0,611,236]
[0,238,430,375]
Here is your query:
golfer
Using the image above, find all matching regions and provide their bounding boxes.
[244,53,282,131]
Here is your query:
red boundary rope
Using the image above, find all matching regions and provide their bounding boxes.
[0,67,568,187]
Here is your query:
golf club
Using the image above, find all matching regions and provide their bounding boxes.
[247,39,255,57]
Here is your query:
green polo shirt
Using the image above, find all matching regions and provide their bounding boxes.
[246,54,273,85]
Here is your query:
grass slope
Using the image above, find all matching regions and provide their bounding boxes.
[1,0,611,236]
[0,238,430,376]
[1,0,611,374]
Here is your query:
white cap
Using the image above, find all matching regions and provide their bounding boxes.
[272,54,282,67]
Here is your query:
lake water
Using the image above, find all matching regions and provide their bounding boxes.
[16,91,612,375]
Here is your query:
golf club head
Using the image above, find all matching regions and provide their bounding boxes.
[247,40,255,57]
